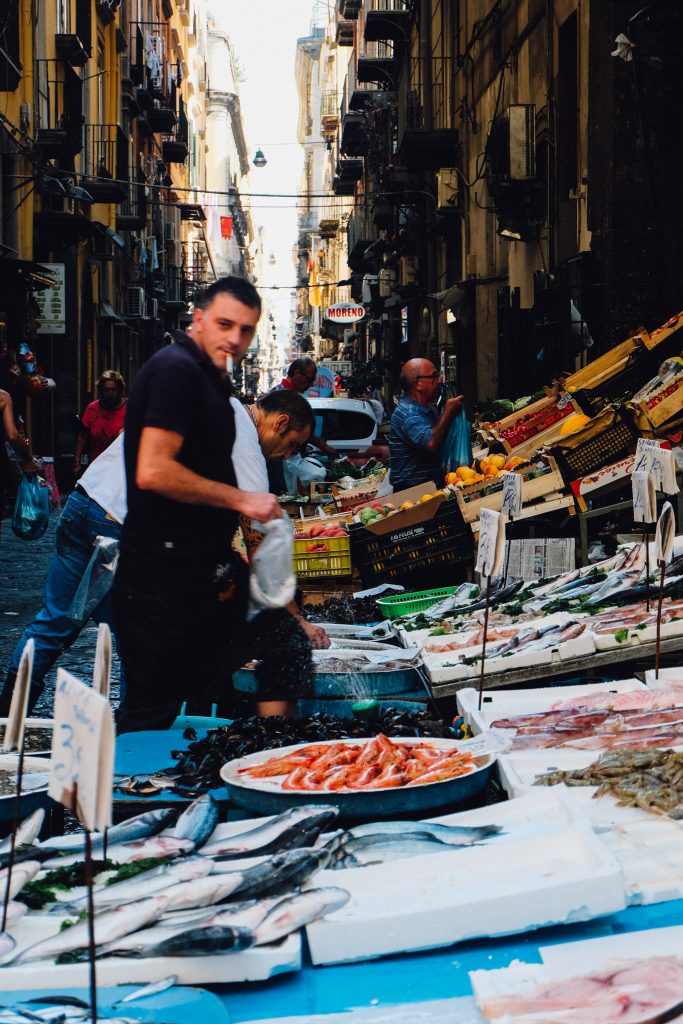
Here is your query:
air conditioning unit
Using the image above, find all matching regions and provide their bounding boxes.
[437,169,460,211]
[164,220,177,242]
[508,104,536,181]
[127,286,146,317]
[399,256,418,288]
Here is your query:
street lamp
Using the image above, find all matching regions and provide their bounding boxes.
[252,148,267,168]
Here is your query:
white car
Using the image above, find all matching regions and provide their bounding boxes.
[307,398,381,454]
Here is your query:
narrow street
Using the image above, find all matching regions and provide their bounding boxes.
[0,511,121,716]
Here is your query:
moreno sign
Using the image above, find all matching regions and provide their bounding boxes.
[324,303,365,324]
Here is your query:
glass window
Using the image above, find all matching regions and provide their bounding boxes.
[314,409,376,442]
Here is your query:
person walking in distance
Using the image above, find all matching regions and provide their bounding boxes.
[73,370,126,476]
[113,276,281,733]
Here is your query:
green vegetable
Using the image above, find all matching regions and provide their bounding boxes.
[429,627,447,636]
[614,629,629,644]
[21,856,171,910]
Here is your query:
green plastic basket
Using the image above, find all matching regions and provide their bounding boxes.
[376,586,457,620]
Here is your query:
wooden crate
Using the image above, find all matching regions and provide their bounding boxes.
[562,334,646,392]
[455,456,565,524]
[639,311,683,351]
[492,397,582,454]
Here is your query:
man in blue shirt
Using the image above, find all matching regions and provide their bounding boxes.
[389,359,463,491]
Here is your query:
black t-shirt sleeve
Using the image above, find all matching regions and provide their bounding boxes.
[141,357,199,438]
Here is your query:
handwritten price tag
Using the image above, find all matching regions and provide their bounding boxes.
[632,470,656,524]
[476,508,506,578]
[634,438,679,495]
[501,472,523,518]
[2,639,34,753]
[48,670,114,832]
[93,623,112,700]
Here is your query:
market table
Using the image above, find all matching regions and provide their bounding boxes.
[429,634,683,698]
[214,897,683,1022]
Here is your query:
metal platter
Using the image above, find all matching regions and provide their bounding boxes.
[221,738,494,819]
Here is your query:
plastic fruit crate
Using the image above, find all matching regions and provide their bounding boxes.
[293,535,352,579]
[350,503,473,586]
[377,587,458,620]
[550,406,638,481]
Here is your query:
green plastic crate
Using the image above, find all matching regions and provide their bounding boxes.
[376,586,457,619]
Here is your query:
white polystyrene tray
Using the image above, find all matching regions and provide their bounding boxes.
[0,924,300,989]
[646,667,683,687]
[305,796,625,965]
[457,678,647,734]
[469,926,683,1019]
[234,997,480,1024]
[496,749,605,798]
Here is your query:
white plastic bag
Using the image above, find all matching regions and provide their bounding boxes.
[248,513,297,619]
[69,536,120,622]
[283,453,326,494]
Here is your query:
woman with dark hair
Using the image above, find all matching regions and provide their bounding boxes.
[73,370,126,476]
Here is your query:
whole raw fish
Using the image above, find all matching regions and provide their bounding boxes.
[8,895,170,965]
[348,820,502,845]
[36,808,177,853]
[109,924,255,959]
[0,810,44,865]
[253,887,350,945]
[0,860,41,900]
[43,835,194,869]
[200,805,338,857]
[54,855,213,914]
[171,794,218,848]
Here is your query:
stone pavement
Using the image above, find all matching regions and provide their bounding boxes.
[0,510,121,717]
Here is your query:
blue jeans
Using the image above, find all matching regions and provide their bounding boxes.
[1,491,122,711]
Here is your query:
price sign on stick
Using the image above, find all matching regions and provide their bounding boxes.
[2,639,33,752]
[632,470,656,524]
[476,508,506,578]
[49,670,114,832]
[654,501,676,679]
[501,471,523,519]
[92,623,112,701]
[635,438,680,495]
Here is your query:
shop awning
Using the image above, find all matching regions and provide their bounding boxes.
[0,256,56,290]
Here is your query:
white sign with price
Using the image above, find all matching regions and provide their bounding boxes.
[501,471,523,518]
[634,438,679,495]
[2,639,34,753]
[48,670,114,832]
[632,470,656,524]
[655,501,676,566]
[476,508,506,578]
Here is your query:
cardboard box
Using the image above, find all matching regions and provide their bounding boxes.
[353,481,446,536]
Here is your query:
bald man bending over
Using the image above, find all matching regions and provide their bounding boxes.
[389,359,463,491]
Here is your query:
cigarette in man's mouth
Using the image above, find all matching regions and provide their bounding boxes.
[226,355,234,375]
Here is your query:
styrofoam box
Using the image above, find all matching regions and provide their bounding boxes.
[496,750,600,798]
[469,926,683,1019]
[457,678,647,734]
[305,791,626,965]
[646,667,683,687]
[632,617,683,644]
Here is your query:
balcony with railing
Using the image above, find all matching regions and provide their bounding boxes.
[82,124,129,203]
[397,61,459,170]
[337,0,361,19]
[321,90,340,135]
[364,0,412,42]
[343,54,383,113]
[164,265,188,311]
[128,22,178,131]
[356,40,400,88]
[162,103,189,164]
[116,167,147,232]
[34,60,83,163]
[336,20,354,46]
[347,207,376,271]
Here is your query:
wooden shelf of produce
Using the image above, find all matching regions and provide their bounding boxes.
[455,456,566,525]
[561,334,646,393]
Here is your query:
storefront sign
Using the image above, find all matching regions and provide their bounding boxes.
[35,263,66,334]
[324,303,365,324]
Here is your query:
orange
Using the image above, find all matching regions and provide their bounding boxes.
[420,493,434,502]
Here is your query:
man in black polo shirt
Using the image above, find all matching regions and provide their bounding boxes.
[113,276,280,732]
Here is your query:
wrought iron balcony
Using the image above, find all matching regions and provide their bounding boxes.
[343,54,385,113]
[336,20,354,46]
[364,0,412,43]
[164,265,188,311]
[356,41,400,88]
[336,156,364,182]
[116,167,147,232]
[341,109,367,157]
[338,0,361,19]
[55,33,89,67]
[347,208,377,271]
[34,60,83,163]
[82,124,129,203]
[321,91,340,134]
[162,104,188,164]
